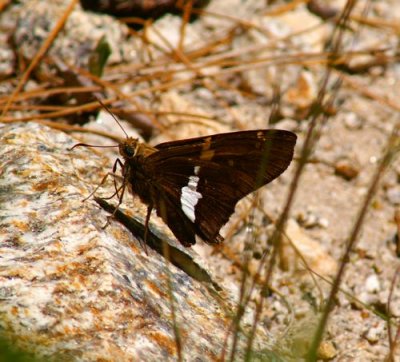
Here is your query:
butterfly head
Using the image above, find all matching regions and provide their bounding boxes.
[119,138,140,160]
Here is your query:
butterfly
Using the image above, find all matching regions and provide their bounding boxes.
[76,128,296,247]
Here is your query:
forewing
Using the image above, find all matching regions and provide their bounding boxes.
[155,130,296,187]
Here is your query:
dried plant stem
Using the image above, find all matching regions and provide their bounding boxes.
[1,0,79,118]
[307,123,400,360]
[242,0,357,358]
[161,242,183,362]
[386,266,400,361]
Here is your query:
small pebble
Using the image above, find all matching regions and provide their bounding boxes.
[358,291,379,306]
[365,274,380,293]
[296,209,329,229]
[285,71,317,109]
[318,340,337,360]
[282,219,337,276]
[363,323,384,344]
[319,218,329,228]
[343,112,363,130]
[297,210,318,228]
[369,156,378,164]
[307,0,338,20]
[334,158,360,180]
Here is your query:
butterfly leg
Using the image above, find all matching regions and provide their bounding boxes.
[83,171,116,201]
[111,158,124,199]
[99,182,123,200]
[83,158,124,201]
[101,158,129,228]
[103,179,127,229]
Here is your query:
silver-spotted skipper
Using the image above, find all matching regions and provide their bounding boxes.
[73,125,296,247]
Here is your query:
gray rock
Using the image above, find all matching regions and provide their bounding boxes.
[0,122,257,361]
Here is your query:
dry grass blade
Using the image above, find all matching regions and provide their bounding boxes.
[239,0,359,357]
[0,0,79,118]
[161,243,184,362]
[308,122,400,360]
[386,266,400,361]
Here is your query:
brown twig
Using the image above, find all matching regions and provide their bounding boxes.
[0,0,79,118]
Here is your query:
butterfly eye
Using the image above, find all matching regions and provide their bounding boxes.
[124,145,135,157]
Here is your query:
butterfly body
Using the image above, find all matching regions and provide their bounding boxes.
[116,130,296,247]
[119,138,158,207]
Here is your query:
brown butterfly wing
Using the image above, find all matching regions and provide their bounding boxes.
[152,190,199,247]
[145,130,296,245]
[155,130,296,182]
[148,158,256,245]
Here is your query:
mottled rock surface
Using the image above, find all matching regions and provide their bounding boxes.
[0,122,245,361]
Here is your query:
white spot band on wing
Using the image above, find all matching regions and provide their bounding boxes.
[181,168,202,222]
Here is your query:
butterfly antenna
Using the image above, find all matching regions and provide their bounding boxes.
[69,143,119,150]
[97,98,129,138]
